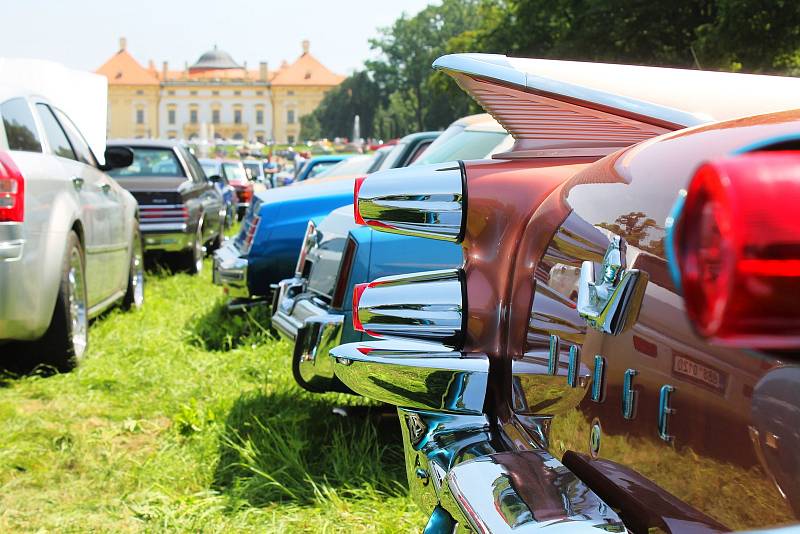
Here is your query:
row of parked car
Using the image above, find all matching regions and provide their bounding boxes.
[212,54,800,533]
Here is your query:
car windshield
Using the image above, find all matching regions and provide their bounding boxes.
[316,155,373,178]
[243,162,261,178]
[305,161,339,179]
[413,130,507,165]
[222,162,248,181]
[200,161,219,176]
[377,142,408,171]
[108,147,184,177]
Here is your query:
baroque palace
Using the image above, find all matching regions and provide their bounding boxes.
[96,38,344,144]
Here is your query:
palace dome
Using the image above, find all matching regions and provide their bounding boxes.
[190,46,241,71]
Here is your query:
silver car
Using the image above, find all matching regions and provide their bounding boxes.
[0,88,143,370]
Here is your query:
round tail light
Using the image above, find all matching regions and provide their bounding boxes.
[676,151,800,348]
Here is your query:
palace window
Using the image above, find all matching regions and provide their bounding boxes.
[189,108,198,124]
[234,90,241,96]
[136,109,144,124]
[190,90,198,96]
[287,109,295,124]
[212,109,220,124]
[167,90,175,96]
[256,90,264,96]
[287,135,295,145]
[287,90,294,96]
[212,90,219,96]
[256,108,264,124]
[136,90,144,95]
[234,109,242,124]
[168,108,176,125]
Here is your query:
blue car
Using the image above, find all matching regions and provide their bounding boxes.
[212,131,441,300]
[199,158,240,228]
[270,114,511,393]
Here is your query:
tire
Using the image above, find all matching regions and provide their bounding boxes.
[181,221,204,275]
[121,222,145,311]
[36,230,89,372]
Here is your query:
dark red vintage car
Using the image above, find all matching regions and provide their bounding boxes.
[331,54,800,533]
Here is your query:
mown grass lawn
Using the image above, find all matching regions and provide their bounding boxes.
[0,259,424,532]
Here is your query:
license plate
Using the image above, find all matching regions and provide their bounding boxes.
[672,353,726,392]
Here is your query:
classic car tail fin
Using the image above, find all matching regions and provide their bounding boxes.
[433,53,800,158]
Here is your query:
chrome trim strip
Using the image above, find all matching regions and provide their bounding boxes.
[356,162,465,242]
[330,340,488,415]
[547,334,560,376]
[356,268,465,348]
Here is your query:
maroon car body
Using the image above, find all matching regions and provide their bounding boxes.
[331,54,800,533]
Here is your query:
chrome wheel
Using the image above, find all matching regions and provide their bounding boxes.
[67,247,88,359]
[131,234,144,308]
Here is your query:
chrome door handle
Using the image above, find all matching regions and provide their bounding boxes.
[72,177,84,190]
[577,236,649,335]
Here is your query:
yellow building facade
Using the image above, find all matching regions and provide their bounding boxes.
[96,38,343,144]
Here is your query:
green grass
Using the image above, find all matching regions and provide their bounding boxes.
[0,259,424,532]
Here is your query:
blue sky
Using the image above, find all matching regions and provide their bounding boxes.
[0,0,433,74]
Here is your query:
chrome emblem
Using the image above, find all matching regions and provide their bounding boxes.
[567,345,580,387]
[590,419,602,457]
[591,355,605,402]
[658,385,676,442]
[622,369,638,420]
[405,412,428,447]
[577,236,649,335]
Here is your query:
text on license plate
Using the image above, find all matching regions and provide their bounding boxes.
[672,354,726,392]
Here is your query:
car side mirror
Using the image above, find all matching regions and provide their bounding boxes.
[101,146,134,171]
[208,174,223,184]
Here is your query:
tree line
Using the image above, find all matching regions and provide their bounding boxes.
[300,0,800,141]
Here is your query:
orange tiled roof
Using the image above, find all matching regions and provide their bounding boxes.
[96,49,159,86]
[271,52,345,86]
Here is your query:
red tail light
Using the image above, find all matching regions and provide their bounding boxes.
[331,237,357,309]
[676,151,800,348]
[0,151,24,222]
[354,176,366,225]
[241,214,261,254]
[295,220,317,275]
[352,283,368,332]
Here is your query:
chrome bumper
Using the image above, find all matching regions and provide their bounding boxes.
[272,277,345,392]
[141,223,191,252]
[212,242,249,298]
[330,341,625,533]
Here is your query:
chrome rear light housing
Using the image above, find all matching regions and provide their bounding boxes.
[355,162,466,242]
[352,268,465,348]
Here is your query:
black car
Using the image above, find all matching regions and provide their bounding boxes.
[107,140,225,274]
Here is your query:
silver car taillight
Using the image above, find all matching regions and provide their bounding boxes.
[354,163,465,242]
[352,268,465,348]
[295,220,317,276]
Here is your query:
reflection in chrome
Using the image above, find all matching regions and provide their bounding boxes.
[567,345,581,387]
[658,384,676,442]
[590,421,602,458]
[547,334,560,375]
[591,355,605,402]
[441,451,624,532]
[577,236,649,335]
[355,269,465,348]
[622,369,638,420]
[330,340,488,415]
[356,163,465,242]
[294,313,344,392]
